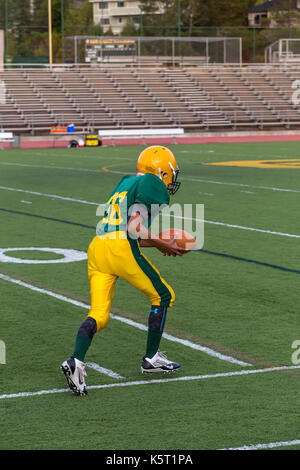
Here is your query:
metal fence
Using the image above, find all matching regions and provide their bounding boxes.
[265,38,300,63]
[63,35,242,66]
[4,19,300,63]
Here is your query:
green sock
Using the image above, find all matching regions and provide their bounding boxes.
[146,328,163,359]
[73,334,92,362]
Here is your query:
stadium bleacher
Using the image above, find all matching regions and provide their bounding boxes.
[0,64,300,135]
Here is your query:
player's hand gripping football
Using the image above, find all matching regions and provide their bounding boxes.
[127,212,189,257]
[157,238,189,257]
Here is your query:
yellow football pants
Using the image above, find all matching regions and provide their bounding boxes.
[86,234,175,332]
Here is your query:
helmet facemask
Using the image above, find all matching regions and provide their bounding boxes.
[166,162,181,195]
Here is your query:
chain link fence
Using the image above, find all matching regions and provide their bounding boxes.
[2,17,300,64]
[64,35,242,66]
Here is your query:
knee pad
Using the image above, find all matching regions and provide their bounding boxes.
[87,310,110,332]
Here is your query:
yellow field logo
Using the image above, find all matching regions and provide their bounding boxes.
[204,159,300,169]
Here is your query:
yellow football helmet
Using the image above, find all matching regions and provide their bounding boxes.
[136,146,181,195]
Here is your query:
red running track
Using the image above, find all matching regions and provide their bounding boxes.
[2,133,300,149]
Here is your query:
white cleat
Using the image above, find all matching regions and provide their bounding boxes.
[61,356,87,396]
[141,350,181,374]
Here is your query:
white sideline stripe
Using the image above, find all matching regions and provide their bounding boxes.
[0,185,99,206]
[0,162,105,174]
[0,185,299,240]
[85,362,124,379]
[220,439,300,450]
[110,313,249,366]
[1,160,300,194]
[173,215,300,240]
[0,365,299,400]
[0,273,251,367]
[181,176,300,194]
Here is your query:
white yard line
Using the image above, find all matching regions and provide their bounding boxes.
[85,362,124,379]
[0,365,299,400]
[174,215,300,239]
[181,176,300,194]
[110,313,249,365]
[0,273,251,367]
[1,160,300,194]
[0,161,104,174]
[0,185,99,206]
[220,439,300,450]
[1,185,300,240]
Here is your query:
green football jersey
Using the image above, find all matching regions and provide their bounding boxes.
[97,173,170,236]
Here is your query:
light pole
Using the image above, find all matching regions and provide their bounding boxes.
[5,0,8,59]
[177,0,181,37]
[177,0,181,58]
[61,0,64,63]
[48,0,53,66]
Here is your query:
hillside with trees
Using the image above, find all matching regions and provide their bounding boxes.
[1,0,300,62]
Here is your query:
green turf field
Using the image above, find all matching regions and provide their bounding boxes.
[0,141,300,451]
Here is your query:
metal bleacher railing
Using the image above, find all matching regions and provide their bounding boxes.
[1,62,300,135]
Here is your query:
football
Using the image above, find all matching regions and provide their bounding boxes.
[158,228,197,251]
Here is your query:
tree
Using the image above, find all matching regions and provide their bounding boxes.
[0,0,102,60]
[269,0,300,26]
[139,0,177,36]
[33,0,70,34]
[0,0,276,62]
[0,0,34,57]
[121,17,138,36]
[139,0,257,36]
[65,0,96,35]
[104,27,114,36]
[190,0,257,27]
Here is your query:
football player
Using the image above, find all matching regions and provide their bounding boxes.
[61,146,186,396]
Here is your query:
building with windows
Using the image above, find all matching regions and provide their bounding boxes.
[89,0,143,34]
[248,0,300,28]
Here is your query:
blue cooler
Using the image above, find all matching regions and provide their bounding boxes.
[67,124,75,133]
